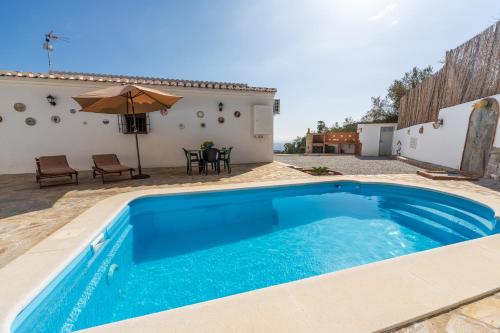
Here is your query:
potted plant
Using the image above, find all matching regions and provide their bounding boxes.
[201,141,214,150]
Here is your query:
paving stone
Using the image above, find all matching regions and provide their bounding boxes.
[393,312,452,333]
[446,313,499,333]
[457,297,500,328]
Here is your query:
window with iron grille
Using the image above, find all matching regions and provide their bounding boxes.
[118,113,151,134]
[273,99,280,115]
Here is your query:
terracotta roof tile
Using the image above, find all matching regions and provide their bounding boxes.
[0,70,277,93]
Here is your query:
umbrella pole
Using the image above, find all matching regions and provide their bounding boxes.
[129,92,150,179]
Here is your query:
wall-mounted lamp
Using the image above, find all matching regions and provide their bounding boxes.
[218,102,223,112]
[46,94,57,106]
[432,118,444,129]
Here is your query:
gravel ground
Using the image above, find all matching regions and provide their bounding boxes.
[274,154,421,175]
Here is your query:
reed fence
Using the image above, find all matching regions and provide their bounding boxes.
[398,21,500,129]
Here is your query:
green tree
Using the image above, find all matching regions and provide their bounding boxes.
[316,120,327,133]
[387,66,433,112]
[283,136,306,154]
[283,142,295,154]
[341,117,357,132]
[328,118,357,132]
[361,96,397,123]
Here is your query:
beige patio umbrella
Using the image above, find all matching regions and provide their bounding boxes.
[73,84,182,179]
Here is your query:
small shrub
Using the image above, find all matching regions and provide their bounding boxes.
[310,166,330,175]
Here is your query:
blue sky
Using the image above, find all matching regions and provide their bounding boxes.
[2,0,499,141]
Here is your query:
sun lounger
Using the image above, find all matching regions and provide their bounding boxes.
[92,154,134,183]
[35,155,79,188]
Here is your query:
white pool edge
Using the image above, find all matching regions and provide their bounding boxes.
[1,176,499,333]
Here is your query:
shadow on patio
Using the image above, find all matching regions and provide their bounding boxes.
[0,163,306,220]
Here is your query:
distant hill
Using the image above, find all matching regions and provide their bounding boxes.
[273,141,286,152]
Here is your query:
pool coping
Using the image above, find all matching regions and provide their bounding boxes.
[1,176,499,333]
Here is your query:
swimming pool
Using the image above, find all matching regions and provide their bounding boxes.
[12,182,498,332]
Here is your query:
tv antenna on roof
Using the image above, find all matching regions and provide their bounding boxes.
[43,31,68,72]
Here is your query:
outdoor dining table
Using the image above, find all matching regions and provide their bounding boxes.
[186,148,231,174]
[186,148,229,159]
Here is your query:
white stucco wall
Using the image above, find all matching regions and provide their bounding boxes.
[357,123,397,156]
[0,78,275,174]
[393,94,500,169]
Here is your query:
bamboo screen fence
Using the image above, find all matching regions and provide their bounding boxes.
[397,21,500,129]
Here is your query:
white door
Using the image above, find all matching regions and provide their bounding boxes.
[378,127,394,156]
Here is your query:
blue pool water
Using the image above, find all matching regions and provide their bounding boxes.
[13,182,498,332]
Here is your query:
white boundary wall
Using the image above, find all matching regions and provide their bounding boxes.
[393,94,500,169]
[0,78,275,174]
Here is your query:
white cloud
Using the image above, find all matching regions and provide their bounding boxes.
[369,3,397,21]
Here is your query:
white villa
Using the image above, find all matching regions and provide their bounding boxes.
[0,70,278,174]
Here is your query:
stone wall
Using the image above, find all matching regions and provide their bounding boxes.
[486,147,500,179]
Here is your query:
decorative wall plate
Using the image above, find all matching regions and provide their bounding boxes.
[70,109,77,114]
[51,115,61,124]
[103,119,110,125]
[200,122,206,128]
[25,117,36,126]
[218,117,225,124]
[234,111,241,118]
[196,110,205,118]
[14,103,26,112]
[179,123,185,130]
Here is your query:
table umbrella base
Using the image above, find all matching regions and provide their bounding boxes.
[132,174,150,179]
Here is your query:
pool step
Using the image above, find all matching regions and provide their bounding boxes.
[366,188,495,229]
[421,201,495,232]
[397,203,486,239]
[390,209,468,244]
[387,196,495,234]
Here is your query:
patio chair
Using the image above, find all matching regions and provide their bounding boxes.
[35,155,78,188]
[219,147,233,174]
[183,148,202,175]
[92,154,134,183]
[202,148,220,175]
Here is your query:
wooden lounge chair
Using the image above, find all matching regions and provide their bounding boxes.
[35,155,78,188]
[92,154,134,183]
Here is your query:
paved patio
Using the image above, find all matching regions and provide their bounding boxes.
[275,154,421,174]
